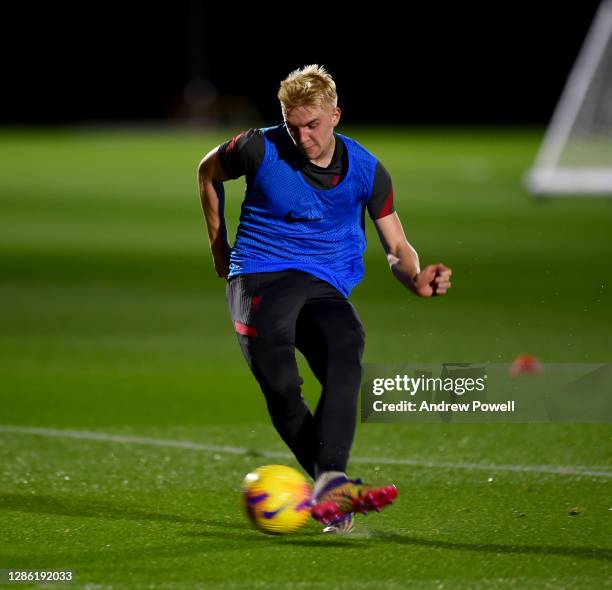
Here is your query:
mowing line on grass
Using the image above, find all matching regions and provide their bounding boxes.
[1,424,610,479]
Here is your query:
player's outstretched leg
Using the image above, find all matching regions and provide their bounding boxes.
[295,294,365,477]
[295,280,397,533]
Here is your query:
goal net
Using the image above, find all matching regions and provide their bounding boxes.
[526,0,612,195]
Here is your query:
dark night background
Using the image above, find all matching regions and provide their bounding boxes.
[4,2,604,125]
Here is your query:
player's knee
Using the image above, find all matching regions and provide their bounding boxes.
[331,324,365,359]
[265,389,310,436]
[258,365,303,402]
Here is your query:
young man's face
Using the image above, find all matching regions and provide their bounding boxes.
[283,103,341,162]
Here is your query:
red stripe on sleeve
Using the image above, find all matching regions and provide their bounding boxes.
[377,189,395,219]
[225,131,246,158]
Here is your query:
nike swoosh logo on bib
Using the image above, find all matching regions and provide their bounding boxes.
[284,212,323,223]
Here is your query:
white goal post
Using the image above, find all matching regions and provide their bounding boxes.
[526,0,612,196]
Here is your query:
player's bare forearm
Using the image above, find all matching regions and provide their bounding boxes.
[198,149,228,246]
[387,241,420,294]
[374,213,452,298]
[197,148,231,278]
[199,177,228,247]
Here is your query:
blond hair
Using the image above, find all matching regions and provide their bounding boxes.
[278,64,338,115]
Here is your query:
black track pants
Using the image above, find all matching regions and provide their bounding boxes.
[226,270,365,478]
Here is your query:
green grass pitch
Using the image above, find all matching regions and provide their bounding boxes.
[0,127,611,589]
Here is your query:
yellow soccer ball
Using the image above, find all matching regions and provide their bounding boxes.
[241,465,313,534]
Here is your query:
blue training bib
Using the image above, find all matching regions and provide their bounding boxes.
[228,124,378,297]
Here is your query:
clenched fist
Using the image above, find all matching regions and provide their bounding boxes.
[413,263,452,297]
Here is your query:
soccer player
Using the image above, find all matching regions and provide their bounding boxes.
[197,65,452,533]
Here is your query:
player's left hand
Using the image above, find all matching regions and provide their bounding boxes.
[413,263,452,297]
